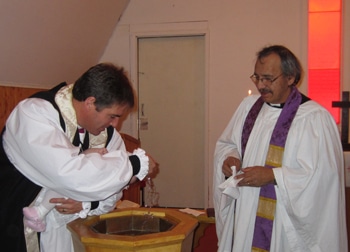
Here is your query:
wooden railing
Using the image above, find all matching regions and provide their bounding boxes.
[0,85,46,130]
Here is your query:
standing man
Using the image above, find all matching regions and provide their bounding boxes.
[0,63,156,251]
[213,45,347,251]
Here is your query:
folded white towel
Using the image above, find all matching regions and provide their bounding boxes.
[179,208,204,217]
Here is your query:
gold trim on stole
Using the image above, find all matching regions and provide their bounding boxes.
[265,144,284,167]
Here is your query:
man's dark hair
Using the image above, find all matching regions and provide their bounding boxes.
[72,63,135,111]
[257,45,303,86]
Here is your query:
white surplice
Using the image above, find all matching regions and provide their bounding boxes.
[213,95,348,252]
[3,84,148,252]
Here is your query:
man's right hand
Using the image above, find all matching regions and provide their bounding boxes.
[129,154,158,185]
[146,154,159,178]
[222,156,241,177]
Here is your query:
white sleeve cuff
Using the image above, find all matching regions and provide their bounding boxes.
[132,148,149,181]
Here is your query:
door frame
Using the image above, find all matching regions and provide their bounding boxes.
[129,21,210,207]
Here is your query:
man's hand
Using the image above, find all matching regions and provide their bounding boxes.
[222,156,241,177]
[129,154,159,185]
[50,198,83,215]
[146,154,159,179]
[235,166,275,187]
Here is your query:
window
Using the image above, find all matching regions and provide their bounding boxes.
[308,0,342,122]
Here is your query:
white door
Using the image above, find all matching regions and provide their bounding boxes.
[138,36,205,208]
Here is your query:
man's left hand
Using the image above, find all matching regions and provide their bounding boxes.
[50,197,83,214]
[235,166,275,187]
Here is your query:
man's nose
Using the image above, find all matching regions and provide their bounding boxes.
[110,118,120,128]
[255,80,266,89]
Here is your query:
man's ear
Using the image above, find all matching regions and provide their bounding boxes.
[84,97,96,109]
[287,76,296,86]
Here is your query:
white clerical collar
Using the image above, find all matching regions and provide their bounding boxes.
[267,103,284,109]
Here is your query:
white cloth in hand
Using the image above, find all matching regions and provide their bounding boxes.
[218,166,242,199]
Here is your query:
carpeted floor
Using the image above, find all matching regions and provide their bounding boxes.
[193,223,218,252]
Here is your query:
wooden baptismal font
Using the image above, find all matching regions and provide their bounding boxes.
[68,208,198,252]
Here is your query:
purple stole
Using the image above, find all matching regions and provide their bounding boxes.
[241,87,301,251]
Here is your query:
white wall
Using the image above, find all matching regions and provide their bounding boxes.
[100,0,308,207]
[0,0,129,88]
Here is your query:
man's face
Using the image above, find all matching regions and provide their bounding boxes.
[253,53,295,104]
[82,101,129,135]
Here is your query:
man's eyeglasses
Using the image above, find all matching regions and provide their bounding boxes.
[250,73,283,85]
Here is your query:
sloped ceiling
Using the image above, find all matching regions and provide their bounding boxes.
[0,0,130,88]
